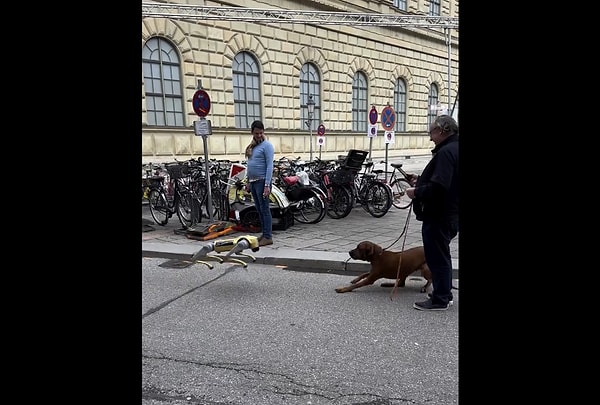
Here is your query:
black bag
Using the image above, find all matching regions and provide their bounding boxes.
[285,184,316,201]
[238,206,294,231]
[272,208,294,230]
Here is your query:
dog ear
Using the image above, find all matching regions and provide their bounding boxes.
[372,244,383,257]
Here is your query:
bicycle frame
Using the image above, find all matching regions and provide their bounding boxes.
[351,163,393,217]
[380,162,413,210]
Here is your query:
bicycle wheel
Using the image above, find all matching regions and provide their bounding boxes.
[189,178,207,219]
[311,185,329,220]
[176,189,197,228]
[289,187,326,224]
[325,183,353,219]
[148,188,170,226]
[210,191,230,221]
[311,184,328,205]
[240,207,261,229]
[389,178,413,209]
[363,182,392,218]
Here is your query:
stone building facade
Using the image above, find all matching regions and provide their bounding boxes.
[141,0,459,163]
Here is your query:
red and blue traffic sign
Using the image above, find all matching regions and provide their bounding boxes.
[317,124,326,136]
[380,106,396,131]
[192,89,211,117]
[369,106,378,125]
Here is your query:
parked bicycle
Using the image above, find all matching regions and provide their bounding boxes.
[147,161,199,228]
[273,157,327,224]
[188,158,231,223]
[375,161,413,209]
[333,161,393,218]
[141,162,162,202]
[315,150,392,218]
[304,158,354,219]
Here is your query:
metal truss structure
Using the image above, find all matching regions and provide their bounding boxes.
[141,1,458,109]
[141,2,458,30]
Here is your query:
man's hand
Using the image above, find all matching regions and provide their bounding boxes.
[405,173,419,186]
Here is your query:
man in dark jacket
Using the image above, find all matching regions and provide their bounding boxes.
[406,115,459,311]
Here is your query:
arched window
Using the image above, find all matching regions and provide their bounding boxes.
[428,83,439,127]
[300,63,321,130]
[393,0,407,11]
[429,0,441,16]
[394,78,407,132]
[233,51,262,129]
[142,37,185,127]
[352,71,368,132]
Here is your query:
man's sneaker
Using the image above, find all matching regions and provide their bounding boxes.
[413,299,449,311]
[258,238,273,246]
[428,294,454,306]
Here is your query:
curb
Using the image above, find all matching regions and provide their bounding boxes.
[142,242,459,279]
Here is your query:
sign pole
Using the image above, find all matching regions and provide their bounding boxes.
[380,104,396,183]
[307,95,315,162]
[192,83,214,223]
[368,106,378,162]
[317,124,326,161]
[309,125,313,162]
[385,143,389,183]
[202,135,213,222]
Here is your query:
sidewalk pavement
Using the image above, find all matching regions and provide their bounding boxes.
[141,154,459,278]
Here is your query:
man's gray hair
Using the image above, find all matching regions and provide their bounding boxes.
[434,115,459,135]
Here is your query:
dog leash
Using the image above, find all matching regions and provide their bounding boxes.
[382,201,412,251]
[389,203,413,301]
[341,203,412,272]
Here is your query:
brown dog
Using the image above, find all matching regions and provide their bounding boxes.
[335,241,432,293]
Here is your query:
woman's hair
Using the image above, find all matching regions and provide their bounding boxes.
[434,115,459,135]
[245,120,266,158]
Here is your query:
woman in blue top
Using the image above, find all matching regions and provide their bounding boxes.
[244,120,275,246]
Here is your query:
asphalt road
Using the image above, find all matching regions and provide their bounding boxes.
[142,256,459,405]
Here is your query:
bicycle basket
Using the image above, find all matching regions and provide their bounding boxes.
[147,176,164,187]
[165,164,189,180]
[340,149,368,170]
[329,168,355,185]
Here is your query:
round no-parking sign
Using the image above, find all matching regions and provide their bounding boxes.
[369,106,378,125]
[317,124,325,136]
[380,106,396,131]
[192,89,211,117]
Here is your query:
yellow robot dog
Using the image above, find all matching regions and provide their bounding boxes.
[190,235,260,268]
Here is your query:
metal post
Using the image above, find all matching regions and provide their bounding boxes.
[385,144,389,183]
[307,95,315,162]
[309,126,313,162]
[446,28,452,112]
[196,80,214,223]
[202,135,214,222]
